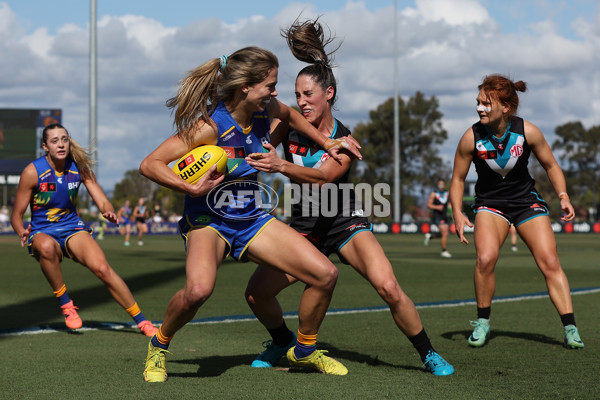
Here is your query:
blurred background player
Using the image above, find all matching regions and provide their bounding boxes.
[424,178,452,258]
[10,124,157,336]
[132,197,149,246]
[117,199,133,246]
[509,224,518,252]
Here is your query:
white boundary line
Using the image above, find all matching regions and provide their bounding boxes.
[2,287,599,337]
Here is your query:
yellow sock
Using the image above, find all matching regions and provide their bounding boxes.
[125,302,141,317]
[151,326,173,349]
[53,284,70,306]
[297,331,317,346]
[53,284,67,297]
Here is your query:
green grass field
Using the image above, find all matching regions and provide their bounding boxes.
[0,233,598,399]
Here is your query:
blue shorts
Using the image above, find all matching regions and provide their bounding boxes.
[178,212,275,261]
[472,192,549,227]
[27,224,93,260]
[119,217,132,226]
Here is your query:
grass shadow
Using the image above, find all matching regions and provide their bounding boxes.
[168,341,422,379]
[0,265,183,334]
[441,329,563,347]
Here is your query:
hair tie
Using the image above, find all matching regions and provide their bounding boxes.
[219,55,228,72]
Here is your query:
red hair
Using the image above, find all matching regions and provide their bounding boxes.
[478,74,527,116]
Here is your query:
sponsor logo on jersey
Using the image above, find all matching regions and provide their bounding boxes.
[39,182,57,192]
[510,144,524,157]
[288,141,309,156]
[221,146,246,159]
[221,132,235,142]
[477,150,498,159]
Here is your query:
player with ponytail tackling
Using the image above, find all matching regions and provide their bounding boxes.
[244,18,454,376]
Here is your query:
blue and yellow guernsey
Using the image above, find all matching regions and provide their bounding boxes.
[183,101,271,220]
[30,156,84,232]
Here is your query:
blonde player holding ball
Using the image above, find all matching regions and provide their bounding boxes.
[139,46,362,382]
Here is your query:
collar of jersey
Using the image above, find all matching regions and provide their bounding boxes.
[484,120,511,142]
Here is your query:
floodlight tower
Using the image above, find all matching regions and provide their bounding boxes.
[393,0,401,222]
[89,0,98,177]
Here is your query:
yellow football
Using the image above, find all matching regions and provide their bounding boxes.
[172,145,228,184]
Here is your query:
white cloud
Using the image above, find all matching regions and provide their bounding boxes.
[413,0,490,26]
[0,1,599,191]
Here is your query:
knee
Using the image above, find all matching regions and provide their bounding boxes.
[89,262,113,281]
[183,283,213,310]
[320,264,339,291]
[375,278,404,305]
[244,282,262,307]
[537,253,561,275]
[33,240,60,262]
[476,251,499,273]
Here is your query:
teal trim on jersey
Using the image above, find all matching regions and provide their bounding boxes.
[297,119,337,169]
[484,121,511,143]
[477,122,524,171]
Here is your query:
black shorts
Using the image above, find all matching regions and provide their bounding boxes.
[431,214,449,226]
[135,217,146,224]
[471,193,549,226]
[290,215,372,265]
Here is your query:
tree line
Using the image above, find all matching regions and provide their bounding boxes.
[109,93,599,223]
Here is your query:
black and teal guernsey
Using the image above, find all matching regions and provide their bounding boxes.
[431,189,449,221]
[472,117,536,203]
[282,119,362,230]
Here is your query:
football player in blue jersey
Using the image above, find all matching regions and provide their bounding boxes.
[139,46,361,382]
[450,74,583,350]
[116,199,133,246]
[243,17,454,376]
[10,124,157,336]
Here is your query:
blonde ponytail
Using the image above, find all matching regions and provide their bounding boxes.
[166,46,279,147]
[68,137,95,181]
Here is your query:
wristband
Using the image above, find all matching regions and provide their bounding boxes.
[558,192,569,199]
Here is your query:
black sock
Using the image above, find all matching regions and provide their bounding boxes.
[477,307,491,320]
[408,329,434,362]
[560,313,576,327]
[268,321,294,347]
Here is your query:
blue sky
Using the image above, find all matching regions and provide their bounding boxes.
[9,0,596,39]
[1,0,599,190]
